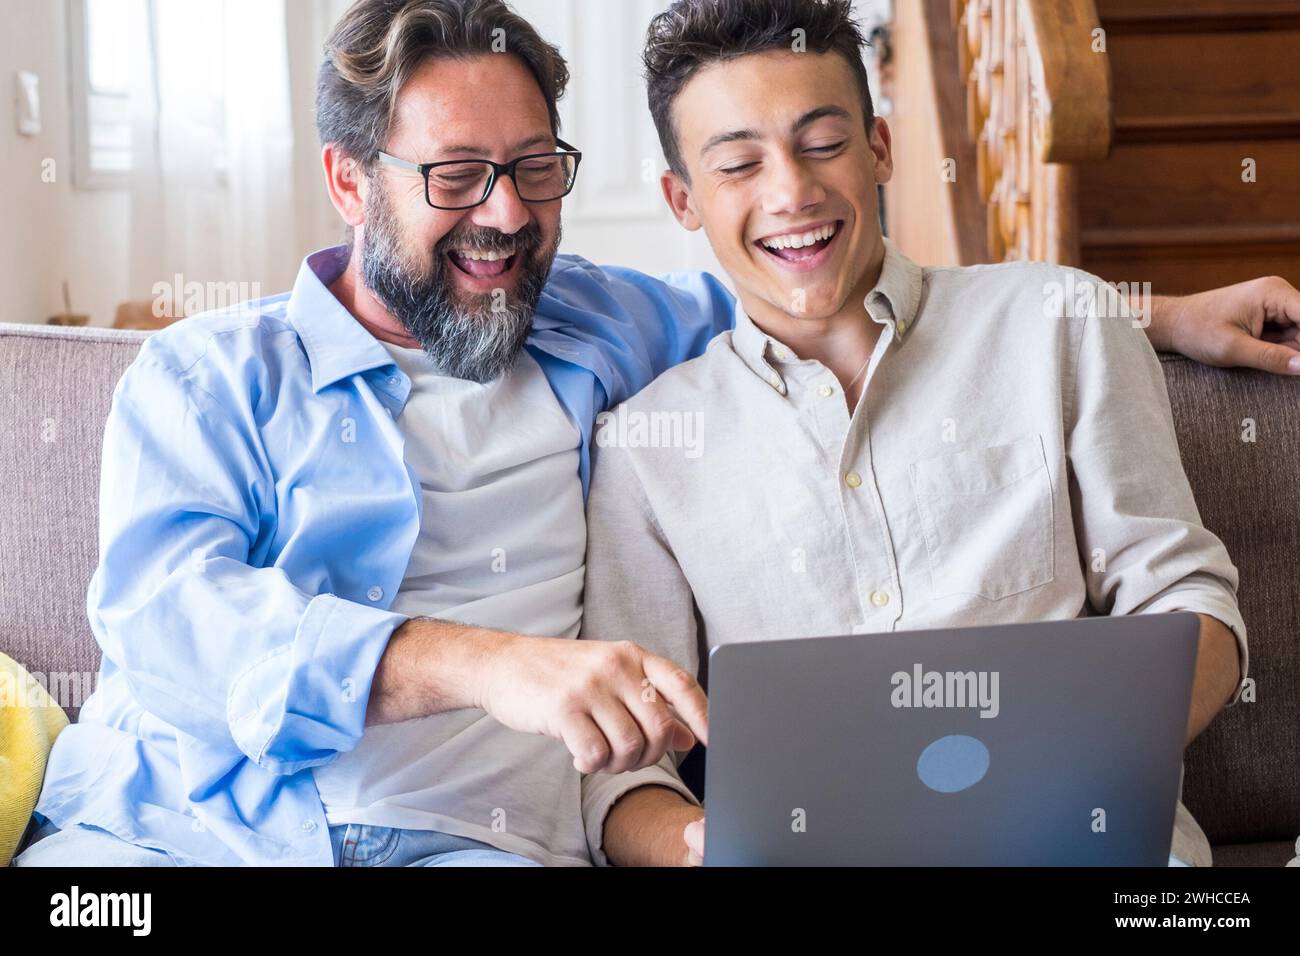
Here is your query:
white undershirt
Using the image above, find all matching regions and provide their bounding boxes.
[312,344,590,865]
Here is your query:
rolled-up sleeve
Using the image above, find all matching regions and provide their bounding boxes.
[88,356,407,773]
[1064,270,1249,706]
[579,436,704,864]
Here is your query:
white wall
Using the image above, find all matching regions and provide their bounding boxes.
[0,0,130,327]
[0,0,344,328]
[286,0,355,261]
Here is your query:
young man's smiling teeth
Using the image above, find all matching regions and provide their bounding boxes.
[755,220,842,265]
[758,221,839,252]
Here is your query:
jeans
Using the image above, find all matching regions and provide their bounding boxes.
[10,815,539,867]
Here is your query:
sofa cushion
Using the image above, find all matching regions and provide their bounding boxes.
[1158,354,1300,850]
[0,324,150,721]
[1211,839,1298,868]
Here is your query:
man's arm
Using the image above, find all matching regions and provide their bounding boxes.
[1186,614,1242,746]
[88,354,409,772]
[1142,276,1300,375]
[1066,267,1250,740]
[602,785,704,867]
[537,260,736,407]
[94,351,706,778]
[364,617,498,726]
[367,616,705,776]
[540,260,1300,415]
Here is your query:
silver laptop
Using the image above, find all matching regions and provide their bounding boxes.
[703,612,1200,866]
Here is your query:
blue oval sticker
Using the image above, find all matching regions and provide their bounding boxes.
[917,734,990,793]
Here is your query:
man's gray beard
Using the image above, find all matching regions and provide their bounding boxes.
[360,184,559,383]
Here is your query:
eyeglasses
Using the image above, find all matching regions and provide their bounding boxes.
[377,139,583,210]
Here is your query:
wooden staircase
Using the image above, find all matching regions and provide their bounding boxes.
[883,0,1300,294]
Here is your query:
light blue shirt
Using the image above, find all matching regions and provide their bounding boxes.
[33,245,735,866]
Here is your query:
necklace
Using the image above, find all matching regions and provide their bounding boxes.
[843,351,873,392]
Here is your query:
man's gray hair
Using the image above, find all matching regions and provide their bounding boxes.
[316,0,570,169]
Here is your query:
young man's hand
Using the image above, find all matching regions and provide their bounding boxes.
[1153,276,1300,375]
[683,815,705,866]
[476,635,709,775]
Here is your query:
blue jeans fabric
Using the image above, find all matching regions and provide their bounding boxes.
[10,815,538,867]
[326,822,539,867]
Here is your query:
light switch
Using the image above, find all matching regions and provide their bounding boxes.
[15,71,40,136]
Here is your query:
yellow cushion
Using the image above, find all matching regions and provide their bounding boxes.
[0,652,69,865]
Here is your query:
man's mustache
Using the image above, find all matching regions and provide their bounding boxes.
[434,222,543,257]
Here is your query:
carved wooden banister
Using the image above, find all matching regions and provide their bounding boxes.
[952,0,1112,264]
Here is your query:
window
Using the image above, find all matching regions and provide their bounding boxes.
[68,0,149,188]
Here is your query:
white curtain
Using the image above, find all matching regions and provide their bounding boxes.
[128,0,298,311]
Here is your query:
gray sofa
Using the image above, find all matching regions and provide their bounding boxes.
[1,321,1296,865]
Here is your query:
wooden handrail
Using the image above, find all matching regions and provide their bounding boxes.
[1021,0,1112,162]
[952,0,1113,263]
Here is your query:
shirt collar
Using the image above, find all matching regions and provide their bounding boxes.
[731,304,791,395]
[867,237,923,340]
[286,245,402,393]
[730,237,923,394]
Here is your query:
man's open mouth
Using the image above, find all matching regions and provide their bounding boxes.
[446,247,519,279]
[755,220,843,270]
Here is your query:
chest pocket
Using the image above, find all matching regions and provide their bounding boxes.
[908,434,1055,601]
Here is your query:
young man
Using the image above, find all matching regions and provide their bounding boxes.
[14,0,1290,868]
[579,0,1251,867]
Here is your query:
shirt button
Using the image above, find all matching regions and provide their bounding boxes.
[387,376,400,387]
[818,385,834,398]
[871,591,890,607]
[367,586,384,602]
[773,346,790,361]
[897,320,908,334]
[844,471,863,489]
[301,819,317,833]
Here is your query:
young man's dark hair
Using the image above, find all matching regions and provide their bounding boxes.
[642,0,875,178]
[316,0,570,168]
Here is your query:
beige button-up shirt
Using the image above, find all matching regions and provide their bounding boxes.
[578,239,1248,866]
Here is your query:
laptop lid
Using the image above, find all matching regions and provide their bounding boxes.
[703,612,1201,866]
